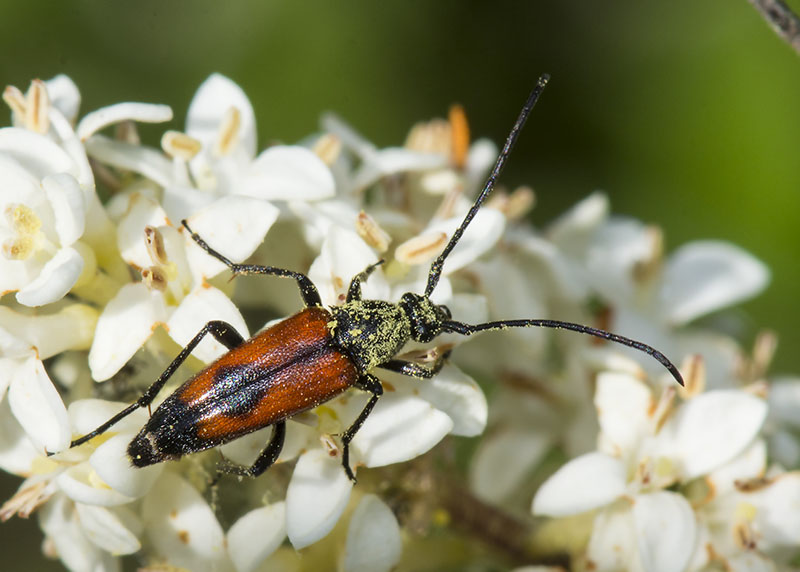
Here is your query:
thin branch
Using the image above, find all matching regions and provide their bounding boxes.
[747,0,800,55]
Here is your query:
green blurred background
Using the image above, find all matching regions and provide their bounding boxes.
[2,1,800,569]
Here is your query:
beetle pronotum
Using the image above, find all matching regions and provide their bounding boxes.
[62,74,683,482]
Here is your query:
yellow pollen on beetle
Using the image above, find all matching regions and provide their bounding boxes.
[312,133,342,166]
[395,231,448,265]
[214,106,242,157]
[355,211,391,253]
[161,130,203,161]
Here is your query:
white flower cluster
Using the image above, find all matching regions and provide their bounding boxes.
[0,74,797,572]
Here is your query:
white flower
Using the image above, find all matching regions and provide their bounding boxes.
[88,191,277,380]
[85,73,336,222]
[532,370,769,571]
[543,192,770,387]
[1,76,172,307]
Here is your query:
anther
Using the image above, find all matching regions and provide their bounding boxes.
[25,80,50,134]
[312,133,342,166]
[162,130,203,161]
[214,106,241,157]
[395,232,448,265]
[355,211,391,253]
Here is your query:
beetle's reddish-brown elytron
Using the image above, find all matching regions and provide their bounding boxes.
[64,75,684,482]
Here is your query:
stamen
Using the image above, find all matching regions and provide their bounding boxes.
[448,104,470,169]
[161,130,203,161]
[25,79,50,134]
[650,385,676,433]
[142,267,168,291]
[395,231,448,265]
[355,211,391,252]
[9,204,42,235]
[2,237,34,260]
[504,186,536,220]
[115,120,141,145]
[406,118,449,154]
[632,226,664,283]
[678,354,705,398]
[2,85,26,118]
[312,133,342,166]
[143,226,168,265]
[214,106,241,157]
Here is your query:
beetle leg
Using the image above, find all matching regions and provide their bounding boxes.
[63,321,245,451]
[378,349,451,379]
[340,374,384,482]
[345,260,385,303]
[182,220,322,307]
[216,421,286,478]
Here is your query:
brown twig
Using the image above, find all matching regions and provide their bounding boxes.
[747,0,800,55]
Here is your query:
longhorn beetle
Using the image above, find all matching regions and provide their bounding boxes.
[63,74,684,482]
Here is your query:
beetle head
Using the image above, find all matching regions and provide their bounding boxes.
[399,292,449,343]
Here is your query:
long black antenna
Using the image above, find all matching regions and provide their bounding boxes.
[444,318,685,386]
[424,74,550,297]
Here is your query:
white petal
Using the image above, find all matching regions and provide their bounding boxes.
[658,390,767,479]
[595,372,652,457]
[90,433,162,499]
[8,355,70,452]
[56,464,136,506]
[661,241,769,325]
[351,393,453,468]
[42,173,86,246]
[68,398,148,437]
[412,364,487,437]
[429,208,505,277]
[632,492,696,572]
[547,191,609,255]
[183,195,279,279]
[142,472,229,572]
[38,493,113,572]
[244,146,336,201]
[45,75,81,122]
[768,377,800,427]
[166,285,249,363]
[586,504,640,572]
[77,102,173,141]
[353,147,446,190]
[15,246,84,307]
[0,303,97,359]
[227,502,286,572]
[285,448,353,549]
[187,73,257,159]
[116,192,170,268]
[88,282,167,381]
[706,439,767,496]
[85,135,173,187]
[470,428,551,504]
[74,503,142,554]
[0,397,39,475]
[0,127,76,178]
[752,473,800,548]
[343,494,402,572]
[532,452,626,517]
[308,226,389,306]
